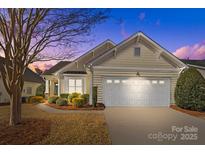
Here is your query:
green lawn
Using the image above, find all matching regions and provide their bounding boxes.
[0,104,111,145]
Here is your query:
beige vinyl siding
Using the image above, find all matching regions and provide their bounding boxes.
[0,76,10,103]
[85,74,91,94]
[60,42,115,72]
[60,78,65,94]
[22,82,41,97]
[100,42,175,69]
[0,79,41,103]
[93,70,179,104]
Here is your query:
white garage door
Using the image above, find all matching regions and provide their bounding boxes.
[103,77,170,107]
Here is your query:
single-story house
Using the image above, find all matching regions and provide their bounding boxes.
[43,31,205,107]
[0,57,44,103]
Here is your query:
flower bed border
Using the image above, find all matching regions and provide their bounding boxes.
[170,104,205,118]
[45,102,105,111]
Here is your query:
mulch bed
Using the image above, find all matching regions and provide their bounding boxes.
[45,102,105,111]
[0,118,51,145]
[170,104,205,118]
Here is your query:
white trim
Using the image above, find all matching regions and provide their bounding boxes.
[64,76,86,94]
[187,64,205,70]
[55,40,116,75]
[58,78,61,96]
[139,32,187,68]
[88,32,187,68]
[63,74,87,77]
[89,71,93,105]
[45,80,49,94]
[93,66,180,72]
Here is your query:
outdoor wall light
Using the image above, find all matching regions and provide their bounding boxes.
[136,72,140,77]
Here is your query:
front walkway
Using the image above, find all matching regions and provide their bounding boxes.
[36,103,103,114]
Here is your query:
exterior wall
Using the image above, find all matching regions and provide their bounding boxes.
[92,70,179,105]
[43,75,58,96]
[85,73,91,94]
[58,42,115,73]
[0,76,10,103]
[44,74,90,96]
[100,42,175,69]
[61,74,89,94]
[22,82,41,97]
[0,78,41,103]
[91,40,181,105]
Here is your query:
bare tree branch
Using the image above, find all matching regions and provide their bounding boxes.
[0,8,109,126]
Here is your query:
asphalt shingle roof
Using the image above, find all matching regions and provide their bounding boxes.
[0,57,44,83]
[63,71,87,74]
[181,59,205,67]
[43,61,71,75]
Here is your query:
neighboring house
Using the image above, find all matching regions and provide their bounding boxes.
[0,57,44,103]
[43,32,189,107]
[181,59,205,78]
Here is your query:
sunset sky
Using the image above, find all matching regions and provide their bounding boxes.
[31,8,205,71]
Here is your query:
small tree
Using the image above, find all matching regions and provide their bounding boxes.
[0,8,108,126]
[175,67,205,111]
[36,83,45,97]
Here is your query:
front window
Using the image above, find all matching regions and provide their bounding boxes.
[26,87,32,94]
[69,79,83,93]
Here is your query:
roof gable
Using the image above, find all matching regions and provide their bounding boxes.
[0,57,44,83]
[56,39,115,74]
[87,32,187,69]
[43,61,71,75]
[97,41,177,69]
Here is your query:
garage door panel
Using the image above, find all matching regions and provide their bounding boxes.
[103,77,170,107]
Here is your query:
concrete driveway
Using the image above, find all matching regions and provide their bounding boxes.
[104,107,205,145]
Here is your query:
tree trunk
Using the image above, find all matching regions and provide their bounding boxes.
[17,87,22,123]
[9,86,22,126]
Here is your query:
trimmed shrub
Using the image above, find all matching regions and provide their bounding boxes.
[175,67,205,111]
[36,84,45,97]
[28,96,44,104]
[73,98,85,107]
[60,93,69,99]
[68,92,81,103]
[92,86,97,107]
[56,98,68,106]
[81,94,89,104]
[48,96,59,104]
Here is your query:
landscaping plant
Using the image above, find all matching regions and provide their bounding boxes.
[81,94,89,104]
[0,8,108,126]
[48,96,59,104]
[28,96,45,104]
[36,84,45,97]
[56,98,68,106]
[175,67,205,111]
[68,92,81,103]
[60,93,69,99]
[73,98,85,107]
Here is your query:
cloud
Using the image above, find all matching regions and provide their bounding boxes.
[173,41,205,59]
[120,22,129,39]
[28,61,56,72]
[138,12,146,21]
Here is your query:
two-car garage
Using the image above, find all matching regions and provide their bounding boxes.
[103,77,171,107]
